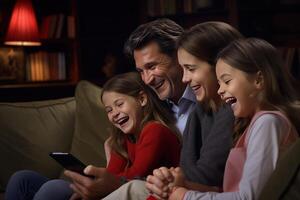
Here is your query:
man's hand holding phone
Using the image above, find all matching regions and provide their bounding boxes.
[50,152,120,199]
[64,165,120,199]
[49,152,94,178]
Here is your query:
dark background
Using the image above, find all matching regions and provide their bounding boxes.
[76,1,139,82]
[0,0,299,101]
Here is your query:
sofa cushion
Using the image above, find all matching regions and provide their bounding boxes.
[69,81,110,169]
[258,139,300,200]
[0,97,76,192]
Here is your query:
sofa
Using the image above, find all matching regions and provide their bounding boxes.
[258,138,300,200]
[0,80,299,200]
[0,81,111,198]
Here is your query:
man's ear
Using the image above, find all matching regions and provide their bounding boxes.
[138,91,148,107]
[255,71,264,90]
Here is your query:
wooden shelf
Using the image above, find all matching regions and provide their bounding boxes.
[0,81,76,89]
[0,82,76,102]
[0,0,79,101]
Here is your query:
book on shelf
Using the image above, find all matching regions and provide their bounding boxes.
[26,51,67,82]
[58,52,66,80]
[40,16,51,39]
[40,14,67,39]
[67,15,76,39]
[48,15,57,39]
[55,14,65,39]
[146,0,177,16]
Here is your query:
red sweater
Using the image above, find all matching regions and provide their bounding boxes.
[106,122,181,179]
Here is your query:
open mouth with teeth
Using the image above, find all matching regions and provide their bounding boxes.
[116,116,129,126]
[154,80,164,90]
[225,97,237,105]
[191,85,201,92]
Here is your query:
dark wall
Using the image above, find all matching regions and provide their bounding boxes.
[77,1,139,85]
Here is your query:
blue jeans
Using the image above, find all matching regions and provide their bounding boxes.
[5,170,73,200]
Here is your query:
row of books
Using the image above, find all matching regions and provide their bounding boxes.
[184,0,214,13]
[146,0,177,16]
[40,14,76,39]
[26,51,67,82]
[146,0,215,16]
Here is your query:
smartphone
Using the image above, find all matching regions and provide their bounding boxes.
[49,152,93,178]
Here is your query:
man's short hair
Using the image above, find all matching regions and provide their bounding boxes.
[124,18,184,59]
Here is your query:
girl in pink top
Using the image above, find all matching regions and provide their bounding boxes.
[154,38,299,200]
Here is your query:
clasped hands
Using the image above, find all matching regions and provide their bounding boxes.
[146,167,188,200]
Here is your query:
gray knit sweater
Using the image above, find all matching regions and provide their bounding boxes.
[180,103,234,187]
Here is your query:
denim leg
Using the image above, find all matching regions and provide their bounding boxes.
[33,179,73,200]
[5,170,49,200]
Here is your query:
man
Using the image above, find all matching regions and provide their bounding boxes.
[64,19,196,199]
[123,18,196,134]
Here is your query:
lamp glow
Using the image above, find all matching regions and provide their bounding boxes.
[4,0,41,46]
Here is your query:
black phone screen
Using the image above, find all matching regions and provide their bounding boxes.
[49,152,88,176]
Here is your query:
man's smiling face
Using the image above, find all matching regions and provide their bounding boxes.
[134,42,183,102]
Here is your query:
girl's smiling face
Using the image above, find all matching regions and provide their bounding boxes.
[102,91,146,135]
[216,59,263,118]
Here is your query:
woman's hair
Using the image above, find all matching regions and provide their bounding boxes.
[100,72,180,165]
[218,38,300,135]
[177,21,243,67]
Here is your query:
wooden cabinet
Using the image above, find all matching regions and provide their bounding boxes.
[0,0,79,101]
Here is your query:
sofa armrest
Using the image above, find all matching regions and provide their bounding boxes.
[259,139,300,200]
[0,97,76,192]
[68,81,110,170]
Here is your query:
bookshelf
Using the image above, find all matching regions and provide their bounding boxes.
[236,0,300,83]
[139,0,236,28]
[0,0,79,101]
[139,0,300,83]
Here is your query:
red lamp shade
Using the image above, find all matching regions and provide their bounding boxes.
[4,0,41,46]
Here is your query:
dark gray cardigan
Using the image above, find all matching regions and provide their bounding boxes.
[180,103,234,187]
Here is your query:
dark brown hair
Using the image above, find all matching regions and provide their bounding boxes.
[177,21,243,67]
[124,18,184,59]
[218,38,300,134]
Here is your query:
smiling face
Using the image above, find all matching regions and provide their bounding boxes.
[134,42,184,103]
[178,47,219,103]
[216,59,263,118]
[102,91,146,135]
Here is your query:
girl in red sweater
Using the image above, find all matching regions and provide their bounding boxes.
[5,72,181,200]
[65,72,181,199]
[102,72,181,180]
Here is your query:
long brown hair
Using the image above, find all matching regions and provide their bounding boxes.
[101,72,180,165]
[218,38,300,137]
